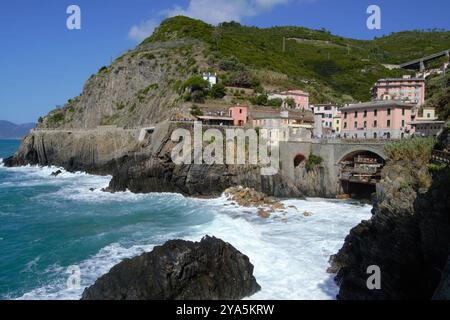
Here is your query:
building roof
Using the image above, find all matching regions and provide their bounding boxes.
[410,120,445,125]
[250,110,314,122]
[375,77,425,82]
[250,111,282,119]
[197,116,233,121]
[341,100,416,111]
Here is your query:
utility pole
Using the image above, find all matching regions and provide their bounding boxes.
[282,37,286,53]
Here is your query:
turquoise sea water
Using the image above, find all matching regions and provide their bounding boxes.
[0,139,372,300]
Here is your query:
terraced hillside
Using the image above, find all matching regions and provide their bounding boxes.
[39,16,450,129]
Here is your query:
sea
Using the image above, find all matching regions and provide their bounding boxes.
[0,139,372,300]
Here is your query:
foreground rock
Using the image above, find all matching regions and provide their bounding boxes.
[51,170,62,177]
[329,138,450,300]
[81,236,261,300]
[433,257,450,300]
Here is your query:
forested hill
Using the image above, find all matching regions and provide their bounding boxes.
[145,16,450,103]
[38,16,450,129]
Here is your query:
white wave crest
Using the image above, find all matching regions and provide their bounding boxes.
[18,242,157,300]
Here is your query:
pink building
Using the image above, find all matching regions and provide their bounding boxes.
[340,101,415,140]
[268,90,310,110]
[371,75,426,106]
[229,105,248,126]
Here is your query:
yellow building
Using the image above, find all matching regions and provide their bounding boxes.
[416,107,438,121]
[333,115,342,134]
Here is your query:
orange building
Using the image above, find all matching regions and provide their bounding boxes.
[229,106,248,126]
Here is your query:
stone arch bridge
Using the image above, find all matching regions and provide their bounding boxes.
[280,140,387,197]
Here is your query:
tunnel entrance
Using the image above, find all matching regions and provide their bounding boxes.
[339,151,385,199]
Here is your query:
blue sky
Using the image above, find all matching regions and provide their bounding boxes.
[0,0,449,123]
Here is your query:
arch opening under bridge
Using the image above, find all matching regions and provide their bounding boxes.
[293,154,307,167]
[339,150,386,199]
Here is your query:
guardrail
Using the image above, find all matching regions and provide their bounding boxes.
[432,150,450,164]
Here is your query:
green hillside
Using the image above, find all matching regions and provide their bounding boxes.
[425,72,450,120]
[145,16,450,104]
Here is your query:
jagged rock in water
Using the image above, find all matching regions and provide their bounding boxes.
[433,257,450,300]
[51,170,62,177]
[329,149,450,300]
[81,236,261,300]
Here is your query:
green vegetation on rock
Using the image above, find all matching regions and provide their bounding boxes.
[425,72,450,120]
[306,154,323,170]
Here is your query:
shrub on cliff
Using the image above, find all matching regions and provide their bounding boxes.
[385,137,435,166]
[190,105,203,117]
[209,83,226,99]
[305,154,323,170]
[182,76,210,103]
[47,112,65,125]
[384,137,436,191]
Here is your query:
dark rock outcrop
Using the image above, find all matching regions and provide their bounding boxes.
[329,147,450,300]
[5,122,302,198]
[81,236,261,300]
[51,170,62,177]
[433,257,450,300]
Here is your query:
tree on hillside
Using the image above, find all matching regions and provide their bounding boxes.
[285,97,296,109]
[210,83,226,99]
[182,76,210,103]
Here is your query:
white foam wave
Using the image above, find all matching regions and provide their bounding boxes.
[181,197,372,300]
[9,167,372,300]
[18,242,157,300]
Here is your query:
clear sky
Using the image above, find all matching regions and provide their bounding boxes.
[0,0,449,123]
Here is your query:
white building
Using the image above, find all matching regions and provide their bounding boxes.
[203,72,218,87]
[410,107,445,137]
[251,109,313,144]
[311,104,341,130]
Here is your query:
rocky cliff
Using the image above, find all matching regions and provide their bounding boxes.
[5,122,301,198]
[4,128,140,175]
[329,138,450,300]
[81,236,261,300]
[38,37,208,130]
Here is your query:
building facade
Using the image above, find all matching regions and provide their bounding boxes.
[229,105,249,126]
[371,75,426,106]
[410,107,444,137]
[333,115,342,134]
[415,107,438,121]
[251,109,313,143]
[202,72,218,86]
[268,90,310,110]
[340,101,415,140]
[311,104,341,130]
[410,120,445,137]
